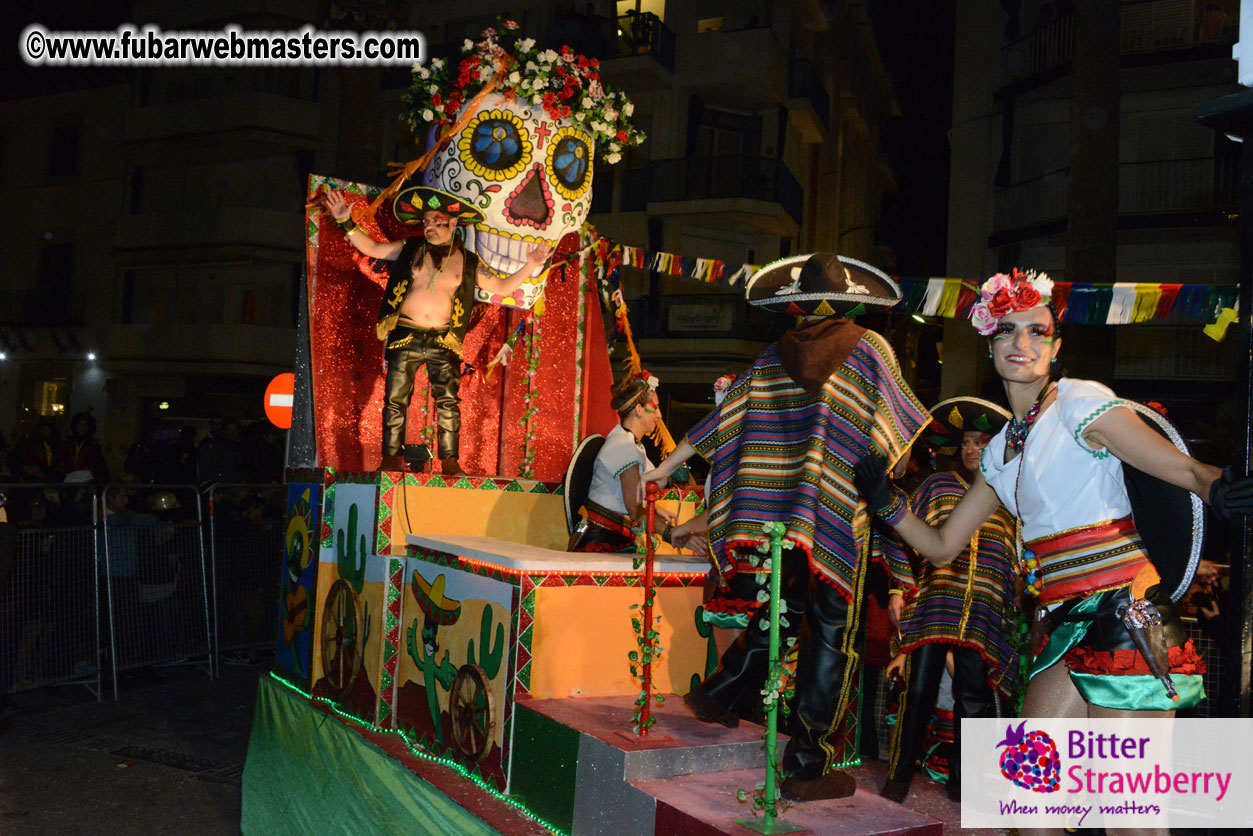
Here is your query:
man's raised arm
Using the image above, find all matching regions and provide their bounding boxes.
[326,191,405,262]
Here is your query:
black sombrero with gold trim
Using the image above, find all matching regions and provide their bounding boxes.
[923,397,1011,458]
[394,186,485,226]
[745,252,902,317]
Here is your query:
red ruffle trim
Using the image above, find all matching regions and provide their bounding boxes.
[703,597,760,616]
[1065,639,1207,677]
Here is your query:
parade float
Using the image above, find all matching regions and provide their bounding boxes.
[241,23,942,836]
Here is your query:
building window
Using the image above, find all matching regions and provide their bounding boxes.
[31,378,69,417]
[695,108,761,158]
[47,126,81,179]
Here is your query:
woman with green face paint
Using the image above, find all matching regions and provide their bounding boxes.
[856,269,1253,826]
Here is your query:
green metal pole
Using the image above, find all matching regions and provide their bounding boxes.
[762,521,784,828]
[737,521,801,834]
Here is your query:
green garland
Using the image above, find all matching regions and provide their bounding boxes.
[628,532,665,733]
[518,311,542,479]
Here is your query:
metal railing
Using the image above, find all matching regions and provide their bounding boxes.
[101,484,212,697]
[992,157,1238,233]
[1,481,285,700]
[622,155,803,224]
[207,484,286,673]
[0,483,103,701]
[615,12,676,73]
[1001,0,1238,87]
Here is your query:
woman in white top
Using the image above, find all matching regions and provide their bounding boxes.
[574,373,674,552]
[855,269,1253,732]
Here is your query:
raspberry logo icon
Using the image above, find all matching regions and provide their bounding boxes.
[996,721,1061,793]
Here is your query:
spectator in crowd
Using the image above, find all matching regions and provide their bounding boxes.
[124,422,159,484]
[14,419,62,483]
[243,422,284,484]
[197,417,245,485]
[100,488,157,671]
[60,410,110,485]
[149,423,188,484]
[177,426,199,483]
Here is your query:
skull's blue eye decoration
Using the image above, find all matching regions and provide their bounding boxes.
[545,127,593,200]
[458,109,532,181]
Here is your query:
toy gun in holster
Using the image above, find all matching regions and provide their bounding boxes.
[1116,594,1179,702]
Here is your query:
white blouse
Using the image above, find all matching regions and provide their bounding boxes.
[588,424,654,517]
[980,378,1132,542]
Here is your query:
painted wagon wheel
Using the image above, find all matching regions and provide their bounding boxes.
[320,578,364,701]
[449,664,495,763]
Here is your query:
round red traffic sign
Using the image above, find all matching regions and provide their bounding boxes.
[264,373,295,429]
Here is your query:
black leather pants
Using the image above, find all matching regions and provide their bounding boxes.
[781,574,864,780]
[382,327,461,460]
[887,642,991,786]
[700,550,810,721]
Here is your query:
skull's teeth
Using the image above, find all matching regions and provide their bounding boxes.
[475,227,551,277]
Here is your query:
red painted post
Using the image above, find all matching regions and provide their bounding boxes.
[640,481,658,735]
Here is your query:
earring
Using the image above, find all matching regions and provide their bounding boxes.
[987,352,993,358]
[1051,357,1057,364]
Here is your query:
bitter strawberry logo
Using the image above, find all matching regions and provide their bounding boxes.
[996,721,1061,793]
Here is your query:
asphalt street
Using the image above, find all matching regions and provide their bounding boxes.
[0,660,261,835]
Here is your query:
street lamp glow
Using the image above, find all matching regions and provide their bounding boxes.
[157,401,170,411]
[86,352,96,361]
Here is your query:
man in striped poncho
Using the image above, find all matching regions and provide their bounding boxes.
[644,252,928,801]
[882,397,1019,804]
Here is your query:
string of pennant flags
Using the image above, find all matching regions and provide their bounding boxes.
[548,229,1241,338]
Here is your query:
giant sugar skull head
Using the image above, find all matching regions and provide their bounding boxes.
[423,92,594,308]
[401,24,644,310]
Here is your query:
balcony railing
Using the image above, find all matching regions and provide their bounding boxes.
[1000,0,1237,87]
[992,168,1069,233]
[614,12,676,73]
[621,155,803,225]
[1119,156,1239,213]
[992,157,1238,233]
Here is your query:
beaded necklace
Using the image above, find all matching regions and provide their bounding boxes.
[1006,381,1055,597]
[1005,382,1055,453]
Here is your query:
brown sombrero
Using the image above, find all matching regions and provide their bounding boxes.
[394,186,485,226]
[745,252,901,317]
[923,397,1011,458]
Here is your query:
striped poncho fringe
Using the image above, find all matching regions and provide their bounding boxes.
[897,471,1021,698]
[688,331,929,602]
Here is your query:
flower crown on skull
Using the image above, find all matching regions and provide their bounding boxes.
[969,268,1055,336]
[402,22,646,165]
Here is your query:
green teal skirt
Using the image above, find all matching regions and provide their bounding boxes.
[1029,589,1205,711]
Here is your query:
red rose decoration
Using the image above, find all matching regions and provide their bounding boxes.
[1012,282,1042,310]
[987,288,1013,317]
[616,129,628,142]
[430,93,442,108]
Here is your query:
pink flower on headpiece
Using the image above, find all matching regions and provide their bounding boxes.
[969,302,999,335]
